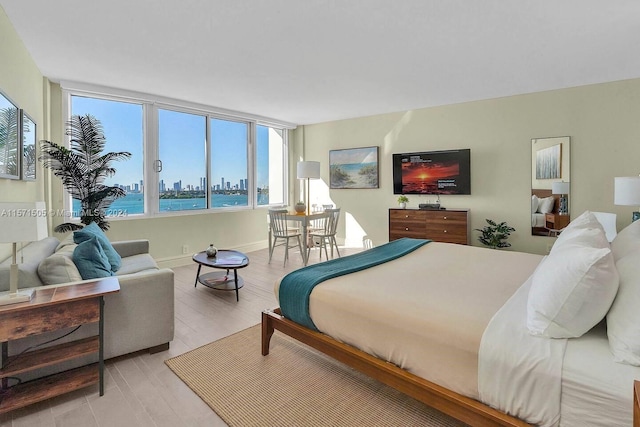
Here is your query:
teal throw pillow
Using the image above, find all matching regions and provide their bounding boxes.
[73,222,122,273]
[73,235,114,280]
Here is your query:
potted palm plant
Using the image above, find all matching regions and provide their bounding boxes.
[39,114,131,232]
[475,219,516,249]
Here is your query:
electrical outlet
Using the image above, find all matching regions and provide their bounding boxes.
[182,245,189,254]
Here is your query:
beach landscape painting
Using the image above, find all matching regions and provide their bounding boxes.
[330,146,379,189]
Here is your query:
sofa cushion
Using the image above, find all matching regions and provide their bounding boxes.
[73,236,114,280]
[0,237,59,291]
[73,222,122,272]
[38,244,83,285]
[116,254,159,276]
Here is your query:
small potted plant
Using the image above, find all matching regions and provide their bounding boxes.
[294,201,306,214]
[475,219,516,249]
[397,195,409,209]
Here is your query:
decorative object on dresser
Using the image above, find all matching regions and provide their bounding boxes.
[552,181,570,215]
[614,176,640,222]
[294,201,306,214]
[0,201,48,305]
[396,195,409,209]
[297,161,320,215]
[388,208,469,244]
[475,219,515,249]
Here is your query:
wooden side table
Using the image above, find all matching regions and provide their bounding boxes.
[0,277,119,414]
[545,213,570,236]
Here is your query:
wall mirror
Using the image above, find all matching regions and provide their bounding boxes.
[531,136,571,236]
[21,110,36,180]
[0,91,20,180]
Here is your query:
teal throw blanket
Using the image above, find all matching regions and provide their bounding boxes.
[279,237,430,331]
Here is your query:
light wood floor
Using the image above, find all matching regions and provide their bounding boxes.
[0,245,362,426]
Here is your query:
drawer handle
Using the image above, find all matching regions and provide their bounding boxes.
[405,215,409,218]
[405,227,409,231]
[443,216,447,220]
[443,230,447,233]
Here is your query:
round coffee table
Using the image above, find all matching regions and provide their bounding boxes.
[192,249,249,301]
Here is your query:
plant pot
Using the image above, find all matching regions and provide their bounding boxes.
[295,204,306,213]
[399,202,406,209]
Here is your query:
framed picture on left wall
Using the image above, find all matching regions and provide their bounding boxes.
[329,146,379,189]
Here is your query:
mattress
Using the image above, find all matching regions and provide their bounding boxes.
[532,212,546,227]
[275,241,543,399]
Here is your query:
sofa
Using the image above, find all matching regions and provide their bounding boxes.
[0,235,174,372]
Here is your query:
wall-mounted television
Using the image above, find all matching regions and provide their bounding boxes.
[392,149,471,195]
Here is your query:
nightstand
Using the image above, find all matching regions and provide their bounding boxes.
[545,213,570,236]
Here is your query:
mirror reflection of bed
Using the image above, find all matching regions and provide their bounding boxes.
[531,189,567,236]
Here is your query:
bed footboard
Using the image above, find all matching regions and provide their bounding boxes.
[261,308,530,427]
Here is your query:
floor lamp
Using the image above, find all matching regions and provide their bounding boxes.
[0,201,48,306]
[614,176,640,222]
[297,161,320,215]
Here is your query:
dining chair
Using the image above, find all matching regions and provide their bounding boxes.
[308,208,341,260]
[268,209,303,265]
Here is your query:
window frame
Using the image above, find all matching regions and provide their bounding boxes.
[61,83,293,220]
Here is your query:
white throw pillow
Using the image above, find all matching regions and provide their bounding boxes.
[527,243,619,338]
[607,250,640,365]
[610,219,640,262]
[531,195,540,214]
[551,224,609,255]
[537,196,555,214]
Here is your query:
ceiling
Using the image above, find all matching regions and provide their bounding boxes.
[3,1,640,125]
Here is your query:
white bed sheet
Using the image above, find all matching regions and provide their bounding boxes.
[532,212,546,227]
[275,242,543,400]
[560,321,640,426]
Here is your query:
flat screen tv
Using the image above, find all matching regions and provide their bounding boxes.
[392,149,471,195]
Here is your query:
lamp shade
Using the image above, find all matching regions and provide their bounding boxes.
[297,161,320,180]
[614,177,640,206]
[552,181,570,195]
[0,201,48,243]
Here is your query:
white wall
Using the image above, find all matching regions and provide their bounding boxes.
[296,79,640,255]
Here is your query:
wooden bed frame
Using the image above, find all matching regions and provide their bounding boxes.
[262,308,531,427]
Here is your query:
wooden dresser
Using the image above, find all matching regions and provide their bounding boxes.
[389,208,469,245]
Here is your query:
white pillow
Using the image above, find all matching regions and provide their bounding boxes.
[551,222,609,255]
[531,195,540,214]
[564,210,604,233]
[527,243,619,338]
[610,219,640,262]
[538,196,555,214]
[607,250,640,365]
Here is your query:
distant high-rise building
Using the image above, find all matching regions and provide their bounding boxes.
[133,183,139,192]
[226,181,230,190]
[243,178,248,191]
[159,179,165,192]
[221,177,224,190]
[140,180,144,193]
[173,180,181,191]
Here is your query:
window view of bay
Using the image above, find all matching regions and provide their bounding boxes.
[73,192,269,216]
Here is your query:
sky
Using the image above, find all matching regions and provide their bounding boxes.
[71,96,270,190]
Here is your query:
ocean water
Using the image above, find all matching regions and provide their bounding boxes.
[72,193,269,216]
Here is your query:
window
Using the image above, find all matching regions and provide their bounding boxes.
[256,125,285,206]
[64,87,290,218]
[158,109,207,212]
[70,96,144,216]
[210,118,249,208]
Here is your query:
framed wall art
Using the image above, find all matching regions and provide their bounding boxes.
[21,110,37,181]
[329,146,379,189]
[0,90,20,180]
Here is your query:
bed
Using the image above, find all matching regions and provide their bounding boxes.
[531,189,561,236]
[262,211,640,426]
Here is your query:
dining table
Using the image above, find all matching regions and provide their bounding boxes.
[268,211,329,266]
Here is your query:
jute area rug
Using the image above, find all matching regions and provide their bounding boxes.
[165,325,469,426]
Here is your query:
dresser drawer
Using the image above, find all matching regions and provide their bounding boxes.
[389,209,427,222]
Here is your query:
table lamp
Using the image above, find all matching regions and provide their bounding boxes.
[297,161,320,215]
[614,176,640,222]
[0,201,48,306]
[552,181,570,215]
